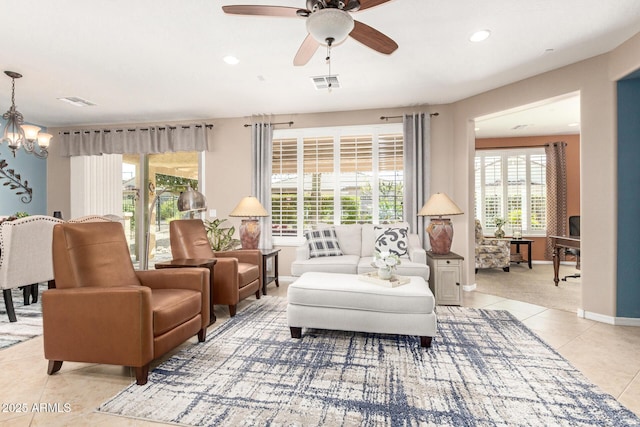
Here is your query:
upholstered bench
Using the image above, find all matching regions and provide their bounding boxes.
[287,272,437,348]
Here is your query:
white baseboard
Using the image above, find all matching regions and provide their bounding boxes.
[463,283,477,292]
[577,309,640,326]
[531,260,576,266]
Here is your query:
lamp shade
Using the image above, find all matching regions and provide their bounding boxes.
[177,185,207,212]
[306,8,354,45]
[229,196,268,218]
[418,193,463,217]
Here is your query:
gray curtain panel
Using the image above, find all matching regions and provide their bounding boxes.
[544,141,568,260]
[251,121,273,250]
[403,113,431,249]
[59,124,209,156]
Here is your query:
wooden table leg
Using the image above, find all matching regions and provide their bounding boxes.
[553,243,560,286]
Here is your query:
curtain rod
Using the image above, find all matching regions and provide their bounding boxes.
[243,121,294,128]
[380,113,439,121]
[476,141,566,150]
[59,124,213,135]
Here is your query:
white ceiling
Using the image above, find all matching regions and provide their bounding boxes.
[475,93,581,138]
[1,0,639,135]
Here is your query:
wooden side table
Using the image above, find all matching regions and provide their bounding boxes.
[260,248,281,295]
[510,239,533,269]
[155,258,217,324]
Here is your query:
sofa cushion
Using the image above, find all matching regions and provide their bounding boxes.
[333,224,362,256]
[152,289,202,336]
[291,255,360,276]
[288,272,434,314]
[374,225,409,257]
[304,228,343,258]
[237,262,260,287]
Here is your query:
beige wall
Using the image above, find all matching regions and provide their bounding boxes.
[450,31,640,319]
[46,31,640,320]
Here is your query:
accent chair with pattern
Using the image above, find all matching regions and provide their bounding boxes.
[475,219,510,273]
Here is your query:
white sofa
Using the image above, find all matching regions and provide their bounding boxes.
[291,223,430,280]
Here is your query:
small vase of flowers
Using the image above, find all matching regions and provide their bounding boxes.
[494,217,506,238]
[372,251,401,280]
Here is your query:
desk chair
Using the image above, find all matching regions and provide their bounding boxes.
[562,215,580,281]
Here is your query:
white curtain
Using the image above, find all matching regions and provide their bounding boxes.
[70,154,123,219]
[59,124,209,156]
[251,121,273,249]
[403,113,431,248]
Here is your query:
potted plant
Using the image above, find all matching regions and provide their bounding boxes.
[204,218,240,251]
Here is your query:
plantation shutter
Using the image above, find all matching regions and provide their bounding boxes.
[378,133,404,222]
[303,136,334,227]
[507,154,526,231]
[529,153,547,232]
[340,135,373,223]
[483,155,503,228]
[271,138,298,237]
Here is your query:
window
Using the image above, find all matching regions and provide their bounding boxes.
[271,124,403,242]
[474,148,546,236]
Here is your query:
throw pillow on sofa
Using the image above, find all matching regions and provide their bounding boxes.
[304,228,343,258]
[374,226,409,257]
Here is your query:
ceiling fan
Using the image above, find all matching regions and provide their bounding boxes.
[222,0,398,66]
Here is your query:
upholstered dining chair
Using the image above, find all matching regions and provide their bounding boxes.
[475,219,511,273]
[169,219,261,317]
[42,221,210,385]
[67,214,120,223]
[0,215,64,322]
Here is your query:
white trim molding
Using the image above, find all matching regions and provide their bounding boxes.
[577,309,640,326]
[463,283,477,292]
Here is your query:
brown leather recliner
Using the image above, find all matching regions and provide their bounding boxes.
[42,222,209,385]
[169,219,261,317]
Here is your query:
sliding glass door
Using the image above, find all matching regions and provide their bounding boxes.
[122,152,201,269]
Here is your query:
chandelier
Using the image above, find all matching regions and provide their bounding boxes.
[2,71,51,159]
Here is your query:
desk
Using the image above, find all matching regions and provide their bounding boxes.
[260,248,281,295]
[549,236,580,286]
[510,239,533,269]
[155,258,217,324]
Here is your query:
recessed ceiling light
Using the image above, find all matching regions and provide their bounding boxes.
[568,122,580,127]
[470,30,491,42]
[223,55,239,65]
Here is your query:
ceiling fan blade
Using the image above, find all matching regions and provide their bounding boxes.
[358,0,393,11]
[222,5,301,18]
[350,20,398,55]
[294,34,320,66]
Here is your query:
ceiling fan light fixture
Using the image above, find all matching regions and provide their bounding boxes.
[306,8,354,45]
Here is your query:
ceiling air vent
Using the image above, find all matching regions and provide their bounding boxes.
[311,75,340,90]
[57,96,97,107]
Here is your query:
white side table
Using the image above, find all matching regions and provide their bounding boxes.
[427,251,463,306]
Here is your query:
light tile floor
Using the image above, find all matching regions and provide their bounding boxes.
[1,283,639,425]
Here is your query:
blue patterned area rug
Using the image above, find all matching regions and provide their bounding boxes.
[98,297,640,426]
[0,285,44,349]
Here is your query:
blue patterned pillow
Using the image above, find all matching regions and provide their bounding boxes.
[305,228,343,258]
[374,226,409,257]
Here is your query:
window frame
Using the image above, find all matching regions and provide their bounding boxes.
[271,123,403,246]
[475,147,547,237]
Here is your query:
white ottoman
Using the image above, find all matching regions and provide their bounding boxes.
[287,272,437,348]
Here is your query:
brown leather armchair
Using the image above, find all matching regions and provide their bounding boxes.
[169,219,261,317]
[42,222,209,385]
